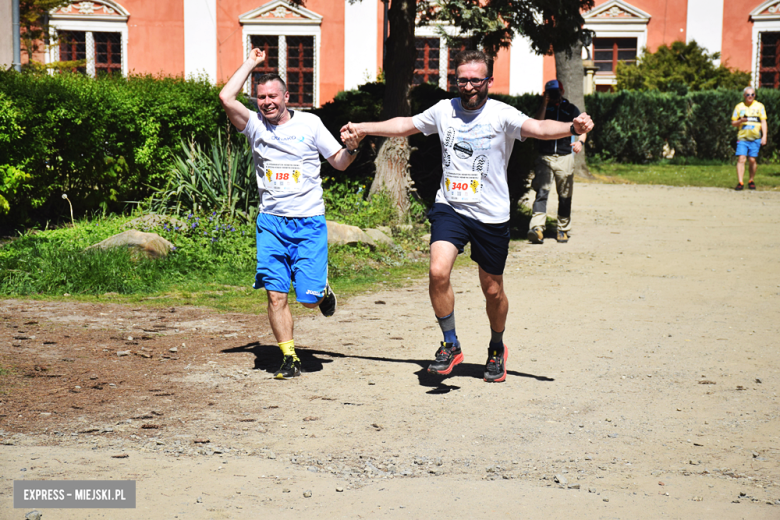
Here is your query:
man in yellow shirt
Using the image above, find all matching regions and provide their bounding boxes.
[731,87,767,190]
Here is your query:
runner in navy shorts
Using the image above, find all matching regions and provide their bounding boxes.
[341,50,594,383]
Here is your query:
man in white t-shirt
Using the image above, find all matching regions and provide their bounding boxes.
[220,48,361,379]
[341,50,593,383]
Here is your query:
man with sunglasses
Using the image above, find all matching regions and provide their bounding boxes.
[731,87,767,190]
[340,50,593,383]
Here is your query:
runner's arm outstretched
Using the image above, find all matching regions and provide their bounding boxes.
[340,118,421,142]
[219,48,266,132]
[521,112,594,140]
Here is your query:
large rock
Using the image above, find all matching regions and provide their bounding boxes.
[87,230,174,259]
[326,221,376,247]
[363,228,395,247]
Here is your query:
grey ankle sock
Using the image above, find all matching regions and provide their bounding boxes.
[490,328,504,345]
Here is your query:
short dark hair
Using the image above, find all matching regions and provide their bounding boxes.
[255,73,287,93]
[454,50,493,77]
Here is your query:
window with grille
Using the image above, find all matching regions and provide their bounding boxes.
[446,39,477,92]
[250,35,280,97]
[59,31,86,73]
[593,37,637,73]
[94,32,122,76]
[413,37,440,86]
[759,32,780,89]
[286,36,314,108]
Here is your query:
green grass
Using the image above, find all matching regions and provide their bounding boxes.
[0,212,433,314]
[589,159,780,189]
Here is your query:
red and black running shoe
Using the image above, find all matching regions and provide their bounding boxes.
[427,341,463,375]
[484,344,508,382]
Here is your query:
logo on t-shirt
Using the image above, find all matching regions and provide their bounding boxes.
[453,141,473,159]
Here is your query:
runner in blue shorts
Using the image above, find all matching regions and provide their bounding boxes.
[342,51,594,383]
[220,48,361,379]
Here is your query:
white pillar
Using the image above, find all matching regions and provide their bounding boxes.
[86,31,95,77]
[509,33,544,95]
[686,0,724,66]
[184,0,217,82]
[344,0,378,90]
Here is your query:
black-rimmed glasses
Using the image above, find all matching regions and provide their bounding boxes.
[745,93,756,97]
[457,77,491,87]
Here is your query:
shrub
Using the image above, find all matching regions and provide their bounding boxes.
[585,89,780,163]
[147,128,258,223]
[0,69,226,230]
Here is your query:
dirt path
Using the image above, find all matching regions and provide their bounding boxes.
[1,183,779,519]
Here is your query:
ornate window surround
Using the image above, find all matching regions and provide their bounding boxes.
[47,1,129,77]
[240,0,322,107]
[750,1,780,88]
[583,0,650,88]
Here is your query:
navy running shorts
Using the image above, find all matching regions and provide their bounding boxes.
[427,203,510,276]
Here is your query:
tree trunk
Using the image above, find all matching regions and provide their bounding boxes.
[555,42,593,179]
[371,137,412,219]
[369,0,418,221]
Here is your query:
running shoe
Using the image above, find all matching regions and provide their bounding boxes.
[748,181,756,190]
[427,341,464,375]
[556,230,569,243]
[274,355,301,379]
[319,282,337,317]
[527,227,544,244]
[484,344,508,383]
[735,183,744,191]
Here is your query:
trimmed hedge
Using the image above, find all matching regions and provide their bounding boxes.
[585,89,780,163]
[0,70,227,229]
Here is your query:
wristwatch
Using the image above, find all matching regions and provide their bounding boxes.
[570,123,582,136]
[346,147,358,156]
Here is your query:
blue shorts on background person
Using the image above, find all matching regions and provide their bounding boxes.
[735,140,761,158]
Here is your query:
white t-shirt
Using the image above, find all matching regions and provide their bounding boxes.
[241,110,343,217]
[412,98,529,223]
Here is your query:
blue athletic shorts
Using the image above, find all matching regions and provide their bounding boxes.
[736,140,760,158]
[253,213,328,304]
[427,203,510,276]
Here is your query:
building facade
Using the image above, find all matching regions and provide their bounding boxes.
[32,0,780,109]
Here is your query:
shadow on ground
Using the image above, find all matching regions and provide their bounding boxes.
[222,343,555,390]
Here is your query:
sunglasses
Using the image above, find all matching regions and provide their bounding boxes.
[457,77,490,87]
[745,93,755,97]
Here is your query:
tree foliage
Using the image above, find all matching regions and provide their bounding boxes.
[19,1,70,63]
[420,0,594,57]
[616,40,751,93]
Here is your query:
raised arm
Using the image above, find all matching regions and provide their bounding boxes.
[219,48,265,132]
[340,117,420,141]
[521,112,594,140]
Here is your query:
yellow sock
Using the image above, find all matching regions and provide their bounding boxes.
[278,339,298,361]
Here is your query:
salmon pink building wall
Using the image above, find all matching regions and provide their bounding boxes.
[491,48,511,94]
[124,0,185,75]
[722,0,760,72]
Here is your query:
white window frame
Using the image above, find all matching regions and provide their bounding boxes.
[583,0,650,88]
[750,1,780,88]
[47,1,129,77]
[240,0,322,107]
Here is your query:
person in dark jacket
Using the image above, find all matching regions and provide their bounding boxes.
[528,79,586,244]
